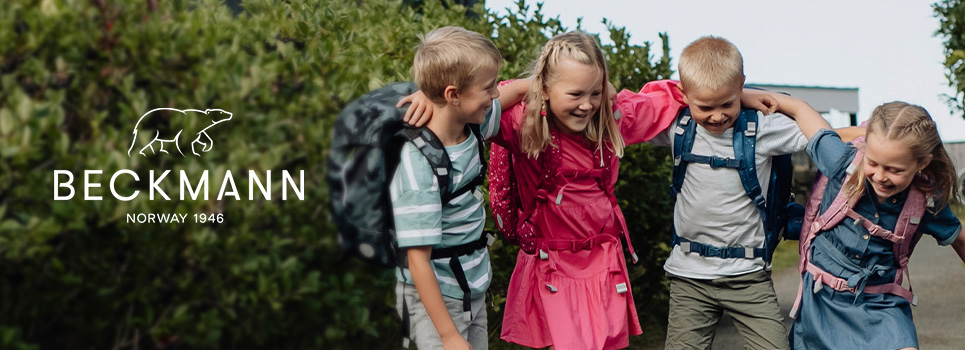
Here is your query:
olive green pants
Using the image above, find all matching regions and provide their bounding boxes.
[665,270,789,350]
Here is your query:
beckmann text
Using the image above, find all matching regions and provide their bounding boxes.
[53,170,304,201]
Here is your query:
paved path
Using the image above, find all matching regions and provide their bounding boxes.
[641,239,965,349]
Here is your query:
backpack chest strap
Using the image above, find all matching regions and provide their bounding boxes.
[843,209,902,243]
[675,153,742,169]
[674,237,764,259]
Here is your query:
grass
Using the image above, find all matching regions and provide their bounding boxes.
[771,238,801,273]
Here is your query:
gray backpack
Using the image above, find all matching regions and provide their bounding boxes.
[326,82,486,267]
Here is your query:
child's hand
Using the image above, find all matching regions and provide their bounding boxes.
[741,89,779,115]
[441,333,472,350]
[396,90,434,127]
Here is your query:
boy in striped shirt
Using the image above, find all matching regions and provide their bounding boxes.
[391,26,501,350]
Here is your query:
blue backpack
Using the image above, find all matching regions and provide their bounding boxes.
[669,107,803,263]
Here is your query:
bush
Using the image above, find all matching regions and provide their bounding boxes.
[0,0,674,348]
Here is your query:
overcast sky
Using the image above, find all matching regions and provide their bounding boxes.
[486,0,965,142]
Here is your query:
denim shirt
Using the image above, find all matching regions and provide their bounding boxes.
[806,130,961,289]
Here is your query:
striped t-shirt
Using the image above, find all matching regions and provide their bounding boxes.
[391,101,500,299]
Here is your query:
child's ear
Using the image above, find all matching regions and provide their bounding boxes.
[677,83,690,106]
[918,154,934,172]
[443,85,460,105]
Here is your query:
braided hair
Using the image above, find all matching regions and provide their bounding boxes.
[844,101,961,211]
[519,31,623,159]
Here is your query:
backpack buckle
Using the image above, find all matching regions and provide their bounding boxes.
[679,241,691,253]
[709,157,729,169]
[680,115,691,125]
[754,195,766,208]
[705,245,721,257]
[744,121,757,137]
[745,247,756,258]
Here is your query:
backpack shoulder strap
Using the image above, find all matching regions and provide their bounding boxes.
[446,124,487,204]
[397,126,454,202]
[733,109,764,210]
[669,107,697,198]
[893,187,930,265]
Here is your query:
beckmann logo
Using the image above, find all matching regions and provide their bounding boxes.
[128,108,233,157]
[53,108,305,224]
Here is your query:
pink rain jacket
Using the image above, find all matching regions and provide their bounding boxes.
[492,80,683,350]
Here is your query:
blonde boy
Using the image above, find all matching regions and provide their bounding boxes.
[648,36,807,350]
[391,26,501,350]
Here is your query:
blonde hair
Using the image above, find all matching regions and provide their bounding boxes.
[844,102,961,210]
[678,36,744,92]
[413,26,501,104]
[520,31,624,158]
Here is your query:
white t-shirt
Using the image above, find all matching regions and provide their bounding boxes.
[650,111,807,279]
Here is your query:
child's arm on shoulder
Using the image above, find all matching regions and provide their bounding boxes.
[397,90,435,127]
[770,93,831,140]
[770,92,865,142]
[616,80,686,145]
[406,247,473,350]
[497,78,530,111]
[396,79,529,129]
[740,88,780,115]
[834,126,866,143]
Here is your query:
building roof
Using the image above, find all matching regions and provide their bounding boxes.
[748,83,859,114]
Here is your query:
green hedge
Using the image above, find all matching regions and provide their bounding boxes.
[0,0,675,348]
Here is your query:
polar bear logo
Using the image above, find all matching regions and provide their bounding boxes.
[127,108,233,157]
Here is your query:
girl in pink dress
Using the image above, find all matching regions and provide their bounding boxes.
[490,31,682,350]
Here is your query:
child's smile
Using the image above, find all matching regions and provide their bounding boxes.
[679,84,742,135]
[544,59,604,134]
[863,133,930,202]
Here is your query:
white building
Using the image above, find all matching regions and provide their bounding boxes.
[748,84,859,128]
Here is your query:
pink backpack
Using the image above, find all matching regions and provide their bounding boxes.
[789,137,932,317]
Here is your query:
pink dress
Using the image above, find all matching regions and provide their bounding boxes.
[494,81,683,350]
